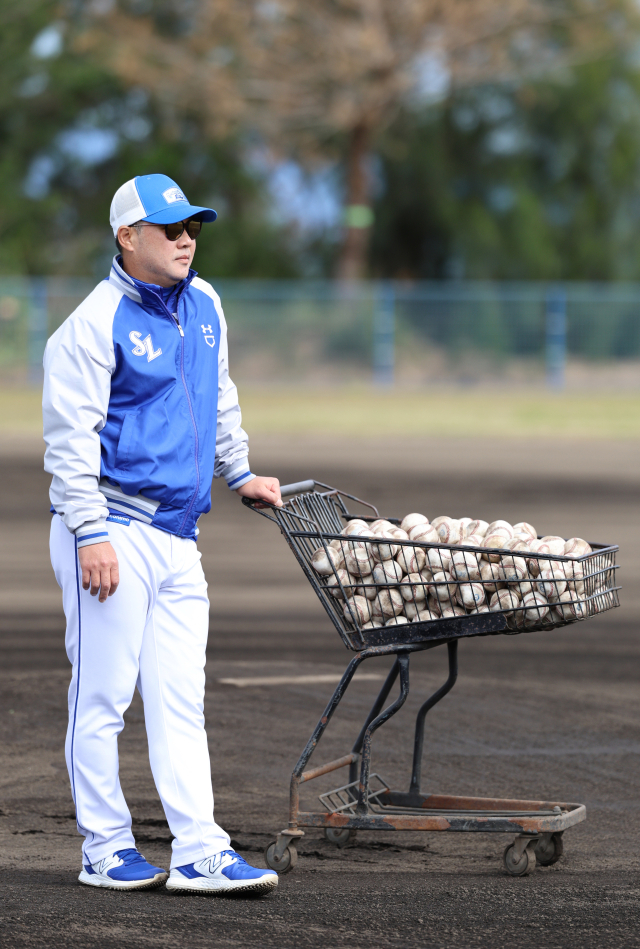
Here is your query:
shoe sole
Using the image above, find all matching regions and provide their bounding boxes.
[165,876,278,896]
[78,870,168,891]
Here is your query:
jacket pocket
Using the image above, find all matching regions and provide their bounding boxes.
[115,413,137,469]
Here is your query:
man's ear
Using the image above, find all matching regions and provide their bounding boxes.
[117,225,136,253]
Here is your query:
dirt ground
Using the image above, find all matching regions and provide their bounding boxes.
[0,434,638,948]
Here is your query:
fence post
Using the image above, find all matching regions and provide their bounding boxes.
[28,277,48,385]
[545,286,566,390]
[373,281,395,387]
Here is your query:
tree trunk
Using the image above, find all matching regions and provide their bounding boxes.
[336,122,372,281]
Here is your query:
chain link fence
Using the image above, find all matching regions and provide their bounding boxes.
[1,277,640,387]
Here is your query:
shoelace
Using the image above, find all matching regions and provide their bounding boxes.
[219,850,246,868]
[115,848,147,866]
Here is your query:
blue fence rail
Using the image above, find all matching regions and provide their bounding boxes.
[0,277,638,386]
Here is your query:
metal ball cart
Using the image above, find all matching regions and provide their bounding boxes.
[243,480,620,877]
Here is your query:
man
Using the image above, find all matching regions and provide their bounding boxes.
[43,173,281,895]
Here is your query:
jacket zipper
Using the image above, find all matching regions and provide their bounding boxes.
[158,298,200,537]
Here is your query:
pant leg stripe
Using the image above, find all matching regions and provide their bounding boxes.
[70,537,83,809]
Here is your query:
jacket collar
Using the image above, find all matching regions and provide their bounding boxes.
[108,256,197,310]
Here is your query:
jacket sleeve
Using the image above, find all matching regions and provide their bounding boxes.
[43,289,116,547]
[211,292,255,490]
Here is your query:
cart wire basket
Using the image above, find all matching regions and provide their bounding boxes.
[243,480,620,877]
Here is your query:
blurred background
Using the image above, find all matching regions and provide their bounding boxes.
[2,0,640,429]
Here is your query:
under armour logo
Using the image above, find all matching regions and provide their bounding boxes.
[201,324,216,349]
[130,331,162,362]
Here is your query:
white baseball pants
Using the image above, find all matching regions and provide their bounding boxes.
[49,513,230,869]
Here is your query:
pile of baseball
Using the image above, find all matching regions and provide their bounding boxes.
[310,513,598,631]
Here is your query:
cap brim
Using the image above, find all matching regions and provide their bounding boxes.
[142,204,217,224]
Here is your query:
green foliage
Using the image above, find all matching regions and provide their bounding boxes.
[0,0,298,277]
[372,56,640,280]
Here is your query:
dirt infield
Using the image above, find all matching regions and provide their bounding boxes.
[0,435,638,948]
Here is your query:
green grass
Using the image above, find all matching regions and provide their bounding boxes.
[2,386,639,439]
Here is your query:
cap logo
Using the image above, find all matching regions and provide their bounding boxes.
[162,187,187,204]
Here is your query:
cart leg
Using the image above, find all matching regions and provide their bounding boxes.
[348,657,403,785]
[409,640,458,794]
[287,651,368,827]
[357,654,411,813]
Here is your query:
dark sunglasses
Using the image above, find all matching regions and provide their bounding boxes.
[134,219,203,241]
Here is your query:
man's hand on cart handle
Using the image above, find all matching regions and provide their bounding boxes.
[236,476,282,508]
[78,542,120,603]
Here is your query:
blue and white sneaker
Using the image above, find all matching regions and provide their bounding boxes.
[166,850,278,895]
[78,848,168,890]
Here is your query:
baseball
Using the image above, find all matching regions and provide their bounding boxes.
[403,600,421,619]
[372,560,404,586]
[513,521,537,539]
[356,579,379,600]
[413,609,440,623]
[433,517,462,545]
[325,567,355,599]
[343,595,372,625]
[440,604,466,618]
[458,517,474,536]
[467,604,490,614]
[565,561,586,595]
[500,555,527,582]
[536,568,568,600]
[487,520,514,537]
[401,513,429,533]
[482,530,512,563]
[342,520,369,536]
[426,546,452,573]
[521,591,550,623]
[427,595,443,616]
[370,518,394,532]
[540,535,566,557]
[489,589,521,614]
[450,550,481,582]
[460,533,485,550]
[388,527,410,542]
[428,571,456,602]
[408,522,440,544]
[564,537,592,558]
[344,547,374,577]
[456,582,486,609]
[370,531,401,562]
[396,546,427,575]
[373,588,405,619]
[311,545,343,576]
[505,537,529,553]
[554,590,587,622]
[465,519,489,538]
[525,539,551,577]
[400,572,428,603]
[480,560,506,592]
[386,616,409,626]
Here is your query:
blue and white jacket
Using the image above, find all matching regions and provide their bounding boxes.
[43,257,255,548]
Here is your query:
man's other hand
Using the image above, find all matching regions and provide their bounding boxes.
[236,476,282,508]
[78,541,120,603]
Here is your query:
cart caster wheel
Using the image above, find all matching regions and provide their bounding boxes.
[324,828,356,848]
[265,840,298,874]
[535,832,564,866]
[503,842,536,876]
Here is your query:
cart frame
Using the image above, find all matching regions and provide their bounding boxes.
[243,481,618,876]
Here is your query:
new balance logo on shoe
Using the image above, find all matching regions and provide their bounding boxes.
[130,331,162,362]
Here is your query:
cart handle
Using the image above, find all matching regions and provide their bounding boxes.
[280,479,316,498]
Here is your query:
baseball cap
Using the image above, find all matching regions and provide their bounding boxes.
[110,174,217,235]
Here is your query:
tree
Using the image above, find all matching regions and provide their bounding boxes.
[80,0,634,278]
[372,54,640,280]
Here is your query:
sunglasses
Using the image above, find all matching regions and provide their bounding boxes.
[134,219,203,241]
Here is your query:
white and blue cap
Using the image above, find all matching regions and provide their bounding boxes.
[110,174,217,235]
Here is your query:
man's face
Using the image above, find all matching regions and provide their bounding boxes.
[117,220,197,287]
